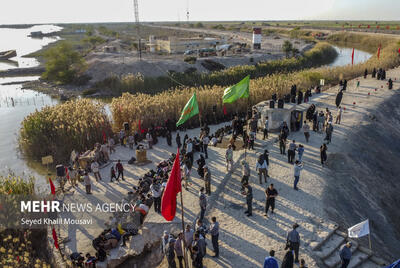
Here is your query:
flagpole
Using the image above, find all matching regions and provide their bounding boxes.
[180,190,188,268]
[368,233,372,251]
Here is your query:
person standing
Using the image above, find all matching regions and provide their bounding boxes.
[263,250,279,268]
[248,132,255,150]
[297,144,304,162]
[303,121,310,142]
[281,247,294,268]
[182,161,191,190]
[325,122,333,144]
[288,140,297,164]
[150,179,162,213]
[256,155,268,184]
[146,131,153,149]
[116,160,125,181]
[279,131,286,155]
[336,106,342,124]
[293,160,303,190]
[287,223,300,263]
[176,132,182,149]
[265,184,278,216]
[339,242,352,268]
[167,238,176,268]
[210,217,219,258]
[184,224,194,251]
[203,166,211,195]
[83,172,91,194]
[202,135,209,159]
[225,145,234,172]
[243,183,253,217]
[320,143,328,166]
[166,131,172,146]
[174,233,184,268]
[69,167,77,187]
[110,165,116,182]
[91,161,101,182]
[241,160,250,190]
[263,116,269,140]
[119,129,126,146]
[192,233,206,267]
[199,187,207,222]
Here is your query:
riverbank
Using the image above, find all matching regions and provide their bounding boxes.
[49,67,400,268]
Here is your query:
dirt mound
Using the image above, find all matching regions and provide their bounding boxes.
[323,91,400,261]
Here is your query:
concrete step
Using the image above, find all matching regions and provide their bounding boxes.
[346,250,370,268]
[324,240,358,268]
[314,233,346,260]
[360,259,387,268]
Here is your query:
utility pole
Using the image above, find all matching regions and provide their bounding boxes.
[133,0,141,60]
[186,0,189,24]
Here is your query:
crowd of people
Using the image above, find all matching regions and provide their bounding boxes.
[64,70,389,267]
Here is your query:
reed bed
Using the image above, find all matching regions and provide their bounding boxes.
[111,35,400,130]
[19,99,112,164]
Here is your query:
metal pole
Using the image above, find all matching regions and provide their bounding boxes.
[368,233,372,251]
[180,190,188,268]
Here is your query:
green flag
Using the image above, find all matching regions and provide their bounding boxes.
[222,75,250,104]
[176,92,199,127]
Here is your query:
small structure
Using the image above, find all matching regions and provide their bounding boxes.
[254,100,312,132]
[148,36,225,54]
[252,27,262,49]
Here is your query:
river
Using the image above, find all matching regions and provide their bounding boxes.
[0,28,372,190]
[0,25,61,190]
[328,46,372,67]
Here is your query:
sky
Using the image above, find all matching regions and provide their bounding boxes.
[1,0,400,25]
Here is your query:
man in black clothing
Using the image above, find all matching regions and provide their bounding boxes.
[265,184,278,216]
[243,183,253,216]
[279,131,286,155]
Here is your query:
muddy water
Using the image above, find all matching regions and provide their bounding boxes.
[328,46,372,67]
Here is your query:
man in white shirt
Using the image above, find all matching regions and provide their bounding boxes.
[263,116,269,140]
[202,135,210,159]
[91,161,101,181]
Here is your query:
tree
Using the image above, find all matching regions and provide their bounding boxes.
[282,40,293,58]
[195,22,204,28]
[42,42,86,84]
[291,47,300,58]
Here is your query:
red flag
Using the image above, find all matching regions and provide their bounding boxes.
[351,48,354,65]
[367,25,370,28]
[65,167,70,181]
[161,149,182,221]
[223,105,227,115]
[398,48,400,55]
[138,119,142,133]
[52,228,59,249]
[43,199,47,213]
[377,25,380,29]
[386,26,390,30]
[102,130,107,143]
[49,178,56,195]
[377,45,381,59]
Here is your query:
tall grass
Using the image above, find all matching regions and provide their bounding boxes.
[94,42,337,95]
[19,99,112,164]
[111,34,400,130]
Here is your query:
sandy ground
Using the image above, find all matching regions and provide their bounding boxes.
[57,67,400,267]
[84,25,310,83]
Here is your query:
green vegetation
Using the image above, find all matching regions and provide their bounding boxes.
[94,42,337,95]
[111,33,400,130]
[184,56,197,64]
[19,99,112,163]
[0,175,51,267]
[41,42,87,84]
[83,35,106,49]
[282,40,294,58]
[194,22,204,28]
